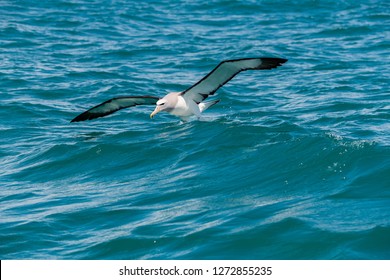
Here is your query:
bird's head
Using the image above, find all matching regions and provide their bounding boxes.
[150,98,169,119]
[150,92,179,119]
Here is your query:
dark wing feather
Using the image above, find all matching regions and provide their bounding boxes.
[71,95,159,122]
[180,57,287,103]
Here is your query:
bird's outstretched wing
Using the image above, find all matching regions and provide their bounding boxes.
[180,57,287,103]
[70,96,159,122]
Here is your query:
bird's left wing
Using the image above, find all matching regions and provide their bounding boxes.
[70,96,159,122]
[180,57,287,103]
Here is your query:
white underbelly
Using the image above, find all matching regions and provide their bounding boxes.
[170,96,195,117]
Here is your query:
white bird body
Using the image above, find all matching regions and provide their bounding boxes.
[162,93,195,118]
[150,93,217,121]
[176,97,199,119]
[71,57,287,123]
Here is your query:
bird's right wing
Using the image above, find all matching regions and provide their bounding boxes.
[180,57,287,103]
[70,96,159,122]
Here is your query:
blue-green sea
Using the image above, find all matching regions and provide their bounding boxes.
[1,0,389,260]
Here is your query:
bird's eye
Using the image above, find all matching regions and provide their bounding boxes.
[160,102,165,106]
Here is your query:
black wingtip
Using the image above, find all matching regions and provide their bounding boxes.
[70,117,83,123]
[70,117,80,123]
[70,113,85,122]
[70,112,96,123]
[260,57,288,69]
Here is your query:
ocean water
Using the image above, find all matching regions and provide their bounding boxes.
[1,0,389,260]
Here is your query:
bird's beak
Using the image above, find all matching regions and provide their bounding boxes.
[150,106,160,119]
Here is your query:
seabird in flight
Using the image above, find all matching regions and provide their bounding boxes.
[70,57,287,123]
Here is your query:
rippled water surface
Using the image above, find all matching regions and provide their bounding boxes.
[1,0,389,259]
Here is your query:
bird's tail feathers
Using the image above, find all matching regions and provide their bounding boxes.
[199,100,220,113]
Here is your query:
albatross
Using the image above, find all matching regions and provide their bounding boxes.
[70,57,287,123]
